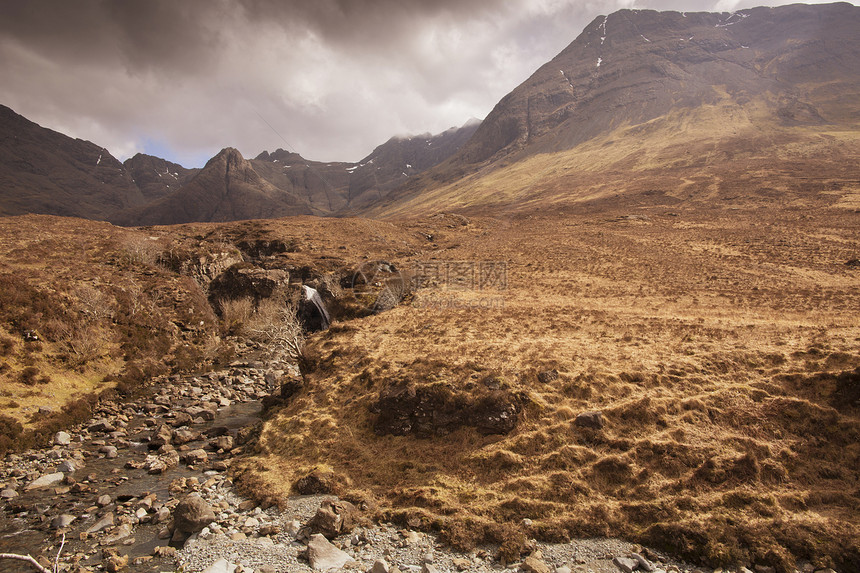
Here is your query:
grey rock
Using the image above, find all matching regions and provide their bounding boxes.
[613,556,639,573]
[173,494,216,535]
[88,419,116,433]
[51,514,76,529]
[57,460,78,473]
[97,494,112,507]
[25,472,65,490]
[632,553,653,572]
[1,488,19,499]
[53,431,71,446]
[556,567,572,573]
[305,499,359,539]
[86,512,115,533]
[306,533,355,571]
[154,506,171,524]
[201,559,237,573]
[100,445,119,458]
[102,522,134,545]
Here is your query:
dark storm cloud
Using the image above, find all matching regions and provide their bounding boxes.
[0,0,854,166]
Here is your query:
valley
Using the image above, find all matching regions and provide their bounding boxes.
[1,3,859,573]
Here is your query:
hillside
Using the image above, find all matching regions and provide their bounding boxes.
[0,105,145,219]
[0,103,479,224]
[123,153,199,202]
[373,2,860,216]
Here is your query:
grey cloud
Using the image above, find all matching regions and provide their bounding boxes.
[0,0,856,166]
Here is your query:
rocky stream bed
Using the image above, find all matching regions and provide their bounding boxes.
[0,352,837,573]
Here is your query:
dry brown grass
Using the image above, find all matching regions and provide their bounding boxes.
[0,215,219,432]
[237,205,860,572]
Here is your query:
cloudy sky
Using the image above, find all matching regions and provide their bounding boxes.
[1,0,853,167]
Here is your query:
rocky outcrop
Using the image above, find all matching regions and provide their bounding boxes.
[208,263,289,306]
[372,381,520,437]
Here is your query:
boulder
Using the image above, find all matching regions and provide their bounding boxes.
[100,445,119,459]
[306,533,355,571]
[210,435,234,451]
[145,451,179,474]
[575,410,605,429]
[172,428,199,445]
[185,406,216,421]
[613,557,639,573]
[522,554,552,573]
[57,460,78,473]
[89,420,116,433]
[172,494,216,538]
[305,499,359,539]
[25,472,65,490]
[53,431,71,445]
[170,412,194,427]
[182,449,209,466]
[149,424,173,448]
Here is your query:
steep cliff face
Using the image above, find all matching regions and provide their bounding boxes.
[456,3,860,165]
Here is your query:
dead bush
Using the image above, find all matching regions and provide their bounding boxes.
[19,366,40,386]
[219,297,254,336]
[247,294,305,361]
[122,235,162,266]
[0,336,14,356]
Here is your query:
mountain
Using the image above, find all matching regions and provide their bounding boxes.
[112,148,315,225]
[0,104,145,219]
[123,153,199,202]
[0,102,479,224]
[249,118,481,214]
[372,2,860,216]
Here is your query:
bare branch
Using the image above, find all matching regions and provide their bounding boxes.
[0,553,51,573]
[54,533,66,573]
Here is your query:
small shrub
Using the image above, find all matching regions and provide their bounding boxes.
[0,414,25,457]
[220,297,254,336]
[0,336,14,356]
[19,366,40,386]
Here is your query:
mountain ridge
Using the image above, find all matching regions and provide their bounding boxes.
[367,1,860,216]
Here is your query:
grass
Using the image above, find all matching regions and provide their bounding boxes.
[235,205,860,572]
[1,183,857,572]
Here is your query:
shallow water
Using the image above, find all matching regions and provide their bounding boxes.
[0,398,263,572]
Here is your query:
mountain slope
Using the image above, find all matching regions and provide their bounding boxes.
[250,118,481,214]
[112,148,315,225]
[123,153,199,202]
[0,105,145,218]
[0,102,479,224]
[372,2,860,216]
